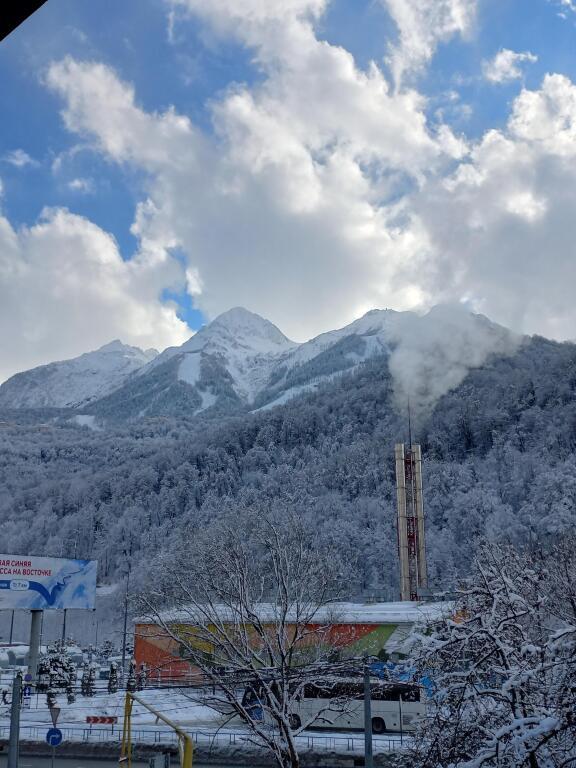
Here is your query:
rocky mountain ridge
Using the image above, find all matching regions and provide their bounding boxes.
[0,340,158,409]
[0,305,516,423]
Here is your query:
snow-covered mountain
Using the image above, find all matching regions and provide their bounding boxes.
[0,341,158,409]
[0,305,516,421]
[253,308,407,410]
[75,307,296,420]
[150,306,297,402]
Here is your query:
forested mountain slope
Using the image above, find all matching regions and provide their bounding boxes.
[1,334,576,601]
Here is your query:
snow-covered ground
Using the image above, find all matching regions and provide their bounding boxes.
[0,683,407,755]
[0,686,219,728]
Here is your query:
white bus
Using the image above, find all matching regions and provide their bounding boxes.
[241,678,425,734]
[288,679,425,733]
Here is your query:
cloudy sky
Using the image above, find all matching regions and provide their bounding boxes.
[1,0,576,380]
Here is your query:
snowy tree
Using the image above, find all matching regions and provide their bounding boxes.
[36,642,77,700]
[3,332,576,630]
[136,663,147,691]
[86,664,96,697]
[80,664,90,697]
[126,659,137,693]
[100,640,115,660]
[66,674,76,705]
[138,509,348,768]
[108,662,119,694]
[61,647,77,704]
[46,687,57,709]
[49,643,72,690]
[409,540,576,768]
[36,658,51,693]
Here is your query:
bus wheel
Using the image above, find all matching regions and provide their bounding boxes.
[289,714,301,729]
[371,717,386,734]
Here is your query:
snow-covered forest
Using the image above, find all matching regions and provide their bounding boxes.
[411,540,576,767]
[1,332,576,606]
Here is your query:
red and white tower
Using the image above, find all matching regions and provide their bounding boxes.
[395,444,428,601]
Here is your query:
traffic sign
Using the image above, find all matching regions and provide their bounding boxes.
[24,673,32,683]
[50,706,61,726]
[46,727,63,747]
[86,716,118,724]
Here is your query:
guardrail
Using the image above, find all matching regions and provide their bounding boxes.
[0,724,406,753]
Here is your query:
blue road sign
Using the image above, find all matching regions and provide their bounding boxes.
[24,673,32,683]
[46,728,63,747]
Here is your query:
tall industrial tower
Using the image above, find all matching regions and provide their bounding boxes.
[395,444,428,601]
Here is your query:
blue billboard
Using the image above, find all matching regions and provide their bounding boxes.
[0,554,98,610]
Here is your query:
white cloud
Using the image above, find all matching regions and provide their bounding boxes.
[414,74,576,340]
[2,149,37,168]
[35,3,576,360]
[68,177,94,193]
[381,0,477,87]
[45,6,460,343]
[550,0,576,17]
[0,207,190,382]
[46,58,201,170]
[169,0,326,36]
[483,49,537,84]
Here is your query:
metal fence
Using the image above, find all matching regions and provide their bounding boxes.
[0,724,405,754]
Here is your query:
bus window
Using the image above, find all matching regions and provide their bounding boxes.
[401,688,420,702]
[330,682,363,699]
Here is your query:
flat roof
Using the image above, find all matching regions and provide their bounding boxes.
[137,600,452,626]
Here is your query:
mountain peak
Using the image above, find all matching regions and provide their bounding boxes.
[212,306,260,323]
[209,307,293,342]
[97,339,127,352]
[0,340,158,409]
[96,339,158,359]
[183,307,295,354]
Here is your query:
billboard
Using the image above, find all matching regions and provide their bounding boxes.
[0,554,97,610]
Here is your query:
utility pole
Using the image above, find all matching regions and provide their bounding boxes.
[7,672,22,768]
[363,662,373,768]
[28,611,42,683]
[61,609,67,645]
[9,610,15,644]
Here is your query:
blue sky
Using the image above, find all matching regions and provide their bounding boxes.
[0,0,257,273]
[1,0,576,379]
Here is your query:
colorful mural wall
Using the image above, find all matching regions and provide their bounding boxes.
[134,621,406,680]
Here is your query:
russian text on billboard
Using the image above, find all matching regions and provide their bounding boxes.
[0,555,97,610]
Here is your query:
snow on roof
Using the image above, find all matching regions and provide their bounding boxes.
[315,601,452,624]
[139,600,453,626]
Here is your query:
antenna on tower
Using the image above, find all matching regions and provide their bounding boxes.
[407,398,413,448]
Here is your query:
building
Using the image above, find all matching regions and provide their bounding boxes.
[134,601,450,681]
